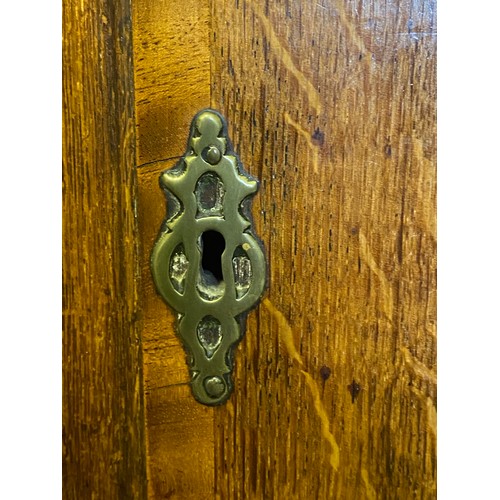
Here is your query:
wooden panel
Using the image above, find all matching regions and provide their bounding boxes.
[132,1,215,498]
[62,0,147,497]
[134,0,211,165]
[211,1,436,498]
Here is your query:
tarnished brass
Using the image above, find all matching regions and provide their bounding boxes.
[151,110,267,405]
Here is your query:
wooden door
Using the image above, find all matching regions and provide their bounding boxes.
[63,0,436,498]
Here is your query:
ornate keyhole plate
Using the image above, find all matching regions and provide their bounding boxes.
[151,110,267,405]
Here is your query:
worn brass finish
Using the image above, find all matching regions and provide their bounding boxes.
[151,110,266,405]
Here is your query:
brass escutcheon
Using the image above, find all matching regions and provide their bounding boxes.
[151,109,267,405]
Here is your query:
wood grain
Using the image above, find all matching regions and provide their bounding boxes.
[134,0,211,165]
[62,0,147,497]
[132,0,436,498]
[132,1,215,498]
[211,0,437,498]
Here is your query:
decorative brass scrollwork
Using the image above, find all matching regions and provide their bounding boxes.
[151,110,267,405]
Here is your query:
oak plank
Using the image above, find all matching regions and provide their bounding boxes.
[62,0,147,497]
[211,1,437,498]
[133,1,215,498]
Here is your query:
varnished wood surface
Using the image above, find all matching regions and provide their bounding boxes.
[62,0,147,497]
[211,1,436,498]
[133,1,216,498]
[134,0,211,165]
[134,0,436,498]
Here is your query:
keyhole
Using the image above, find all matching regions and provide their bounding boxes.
[201,230,225,283]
